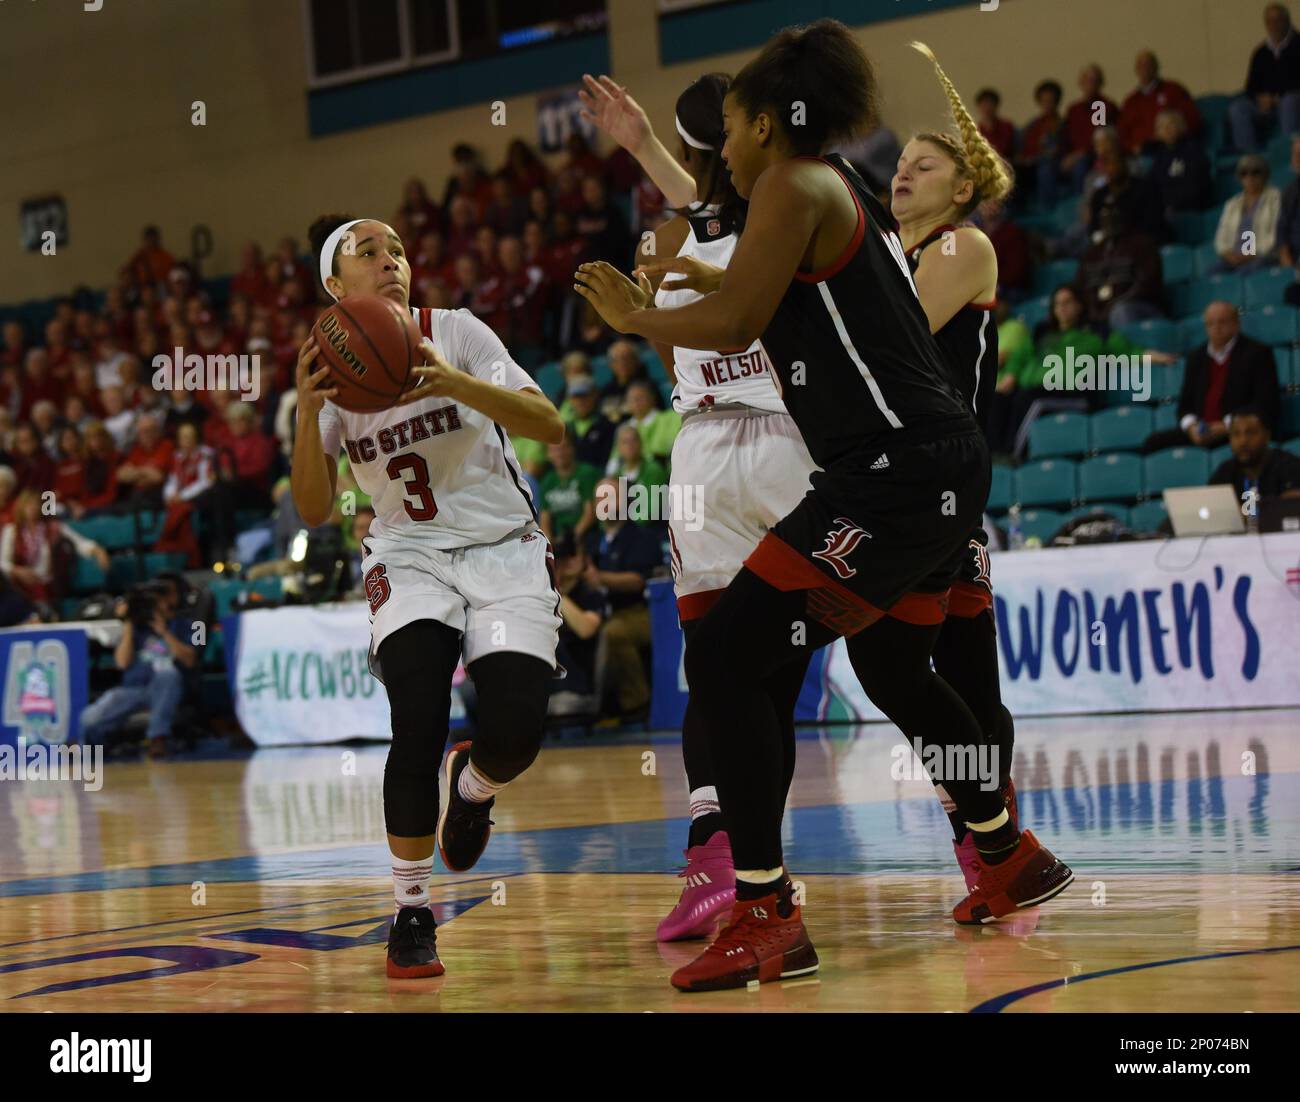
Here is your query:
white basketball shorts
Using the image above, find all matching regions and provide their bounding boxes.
[666,410,817,620]
[360,527,561,680]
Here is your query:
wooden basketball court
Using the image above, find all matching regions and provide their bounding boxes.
[1,709,1296,1013]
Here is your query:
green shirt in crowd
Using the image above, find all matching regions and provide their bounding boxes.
[1001,326,1144,391]
[539,462,600,537]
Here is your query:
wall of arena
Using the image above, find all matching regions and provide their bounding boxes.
[0,0,1261,303]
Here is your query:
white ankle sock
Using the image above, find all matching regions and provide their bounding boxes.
[457,760,506,804]
[689,786,720,820]
[734,866,784,885]
[965,808,1009,833]
[392,855,433,910]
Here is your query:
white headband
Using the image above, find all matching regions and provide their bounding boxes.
[318,218,367,301]
[675,114,713,151]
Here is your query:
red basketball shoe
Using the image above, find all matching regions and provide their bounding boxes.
[953,777,1020,892]
[953,829,1073,925]
[670,892,818,992]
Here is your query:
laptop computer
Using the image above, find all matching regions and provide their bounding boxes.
[1163,485,1246,537]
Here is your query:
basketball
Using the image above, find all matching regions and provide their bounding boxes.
[312,293,422,412]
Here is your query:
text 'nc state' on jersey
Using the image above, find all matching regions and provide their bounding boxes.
[343,404,464,464]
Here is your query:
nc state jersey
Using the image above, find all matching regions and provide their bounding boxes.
[318,307,539,549]
[654,207,786,415]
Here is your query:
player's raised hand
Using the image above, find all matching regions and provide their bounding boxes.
[399,339,462,404]
[294,335,338,418]
[574,261,653,334]
[634,255,726,295]
[579,74,652,154]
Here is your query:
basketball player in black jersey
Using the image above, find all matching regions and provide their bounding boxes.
[576,19,1072,992]
[892,43,1019,891]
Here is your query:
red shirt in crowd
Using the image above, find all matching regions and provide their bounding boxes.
[124,436,175,480]
[1019,114,1064,161]
[979,118,1016,160]
[1065,96,1121,156]
[1119,79,1201,153]
[221,430,274,490]
[53,457,86,505]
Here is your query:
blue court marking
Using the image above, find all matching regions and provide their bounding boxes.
[970,944,1300,1013]
[0,768,1293,899]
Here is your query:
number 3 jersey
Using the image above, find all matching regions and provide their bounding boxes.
[318,306,540,549]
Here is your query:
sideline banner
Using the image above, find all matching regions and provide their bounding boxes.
[226,603,466,746]
[821,532,1300,721]
[0,626,89,747]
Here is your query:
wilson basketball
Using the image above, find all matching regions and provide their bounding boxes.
[312,293,422,412]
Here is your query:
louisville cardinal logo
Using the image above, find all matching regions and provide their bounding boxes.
[811,517,871,579]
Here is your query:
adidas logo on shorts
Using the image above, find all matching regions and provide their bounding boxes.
[870,453,890,471]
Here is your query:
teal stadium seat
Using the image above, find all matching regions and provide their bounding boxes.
[1028,412,1089,459]
[1185,273,1244,316]
[1012,459,1077,508]
[1160,245,1192,284]
[1129,499,1169,533]
[1019,508,1065,544]
[987,465,1012,511]
[1149,359,1185,403]
[589,355,613,389]
[1121,317,1178,351]
[1191,242,1220,279]
[1282,437,1300,460]
[535,361,564,403]
[1281,393,1300,436]
[1144,447,1211,494]
[1016,295,1051,332]
[1153,403,1178,431]
[1241,305,1298,346]
[1079,453,1143,503]
[70,556,107,594]
[1177,315,1207,353]
[1069,502,1130,526]
[1244,267,1295,309]
[1196,94,1232,150]
[1090,405,1153,453]
[1207,444,1233,472]
[1273,347,1294,389]
[1032,258,1080,296]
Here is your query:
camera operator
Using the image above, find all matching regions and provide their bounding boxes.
[79,580,197,757]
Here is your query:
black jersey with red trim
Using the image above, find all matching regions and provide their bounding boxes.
[758,154,974,479]
[906,224,999,436]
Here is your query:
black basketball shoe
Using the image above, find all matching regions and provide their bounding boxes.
[386,905,444,978]
[437,740,494,873]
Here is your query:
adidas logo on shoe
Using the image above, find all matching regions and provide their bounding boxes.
[870,453,890,471]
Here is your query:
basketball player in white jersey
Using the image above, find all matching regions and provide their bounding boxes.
[291,215,564,977]
[580,73,818,941]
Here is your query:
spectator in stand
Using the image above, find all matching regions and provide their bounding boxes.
[53,426,87,517]
[622,379,679,465]
[19,349,59,421]
[564,374,616,469]
[473,225,500,279]
[442,143,493,220]
[117,412,173,509]
[1208,408,1300,521]
[504,138,550,198]
[482,235,547,357]
[972,199,1032,301]
[833,124,903,196]
[1214,154,1282,271]
[63,395,90,434]
[0,467,17,528]
[1015,79,1065,206]
[546,532,607,717]
[1230,4,1300,153]
[31,401,59,456]
[990,284,1171,456]
[974,88,1016,161]
[1,321,25,370]
[600,339,656,417]
[565,132,606,182]
[539,435,599,544]
[450,253,487,317]
[12,422,55,492]
[124,225,175,292]
[99,385,136,451]
[444,194,479,260]
[553,165,587,218]
[1151,109,1214,215]
[93,324,132,389]
[1062,64,1121,192]
[410,230,454,299]
[218,401,275,508]
[0,488,109,607]
[1088,128,1167,240]
[584,475,664,721]
[1120,51,1202,154]
[397,177,441,238]
[1276,138,1300,274]
[231,242,271,305]
[1142,302,1281,453]
[80,421,121,515]
[604,423,669,520]
[575,175,633,265]
[43,319,71,377]
[1076,201,1167,329]
[155,421,218,567]
[484,173,527,237]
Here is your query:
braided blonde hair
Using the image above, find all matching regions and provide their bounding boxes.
[910,41,1013,215]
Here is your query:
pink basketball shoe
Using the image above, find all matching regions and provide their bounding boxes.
[953,833,981,892]
[656,831,736,942]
